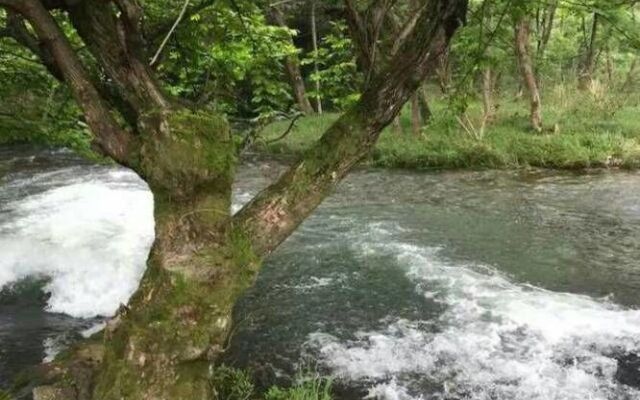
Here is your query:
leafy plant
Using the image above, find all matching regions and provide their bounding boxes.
[265,373,333,400]
[302,21,362,111]
[210,365,255,400]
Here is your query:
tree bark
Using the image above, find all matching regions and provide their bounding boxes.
[66,0,171,116]
[268,6,314,115]
[515,17,543,132]
[10,0,136,164]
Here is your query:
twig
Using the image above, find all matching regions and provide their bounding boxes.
[266,113,303,143]
[150,0,190,66]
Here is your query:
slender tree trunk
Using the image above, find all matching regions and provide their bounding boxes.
[435,48,452,94]
[578,13,599,90]
[536,0,557,60]
[515,18,543,132]
[410,93,421,136]
[393,116,403,135]
[606,47,614,86]
[418,86,432,124]
[482,68,496,123]
[623,57,638,90]
[268,7,314,114]
[310,0,323,114]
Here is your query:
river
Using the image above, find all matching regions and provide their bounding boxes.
[1,146,640,399]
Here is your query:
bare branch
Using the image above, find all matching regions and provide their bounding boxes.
[149,0,190,66]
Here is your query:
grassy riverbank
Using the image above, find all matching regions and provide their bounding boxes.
[257,89,640,170]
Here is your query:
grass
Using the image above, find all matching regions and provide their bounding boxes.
[257,85,640,170]
[210,365,333,400]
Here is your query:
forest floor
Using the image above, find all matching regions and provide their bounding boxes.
[258,88,640,170]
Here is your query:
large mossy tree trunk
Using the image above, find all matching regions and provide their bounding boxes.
[1,0,469,398]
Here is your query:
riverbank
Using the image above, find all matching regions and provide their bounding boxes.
[256,94,640,170]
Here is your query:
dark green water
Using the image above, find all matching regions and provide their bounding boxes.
[2,148,640,399]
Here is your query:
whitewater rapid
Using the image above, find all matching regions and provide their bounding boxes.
[0,162,154,318]
[2,151,640,399]
[306,222,640,400]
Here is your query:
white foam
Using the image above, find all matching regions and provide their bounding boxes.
[0,168,154,318]
[309,241,640,400]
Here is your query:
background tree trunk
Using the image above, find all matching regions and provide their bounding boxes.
[536,0,557,60]
[515,18,543,132]
[268,7,314,114]
[483,68,496,123]
[310,0,323,114]
[418,87,432,124]
[623,56,638,90]
[578,13,599,90]
[411,93,421,136]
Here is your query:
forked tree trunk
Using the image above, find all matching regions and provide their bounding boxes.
[2,0,469,398]
[515,18,543,132]
[536,0,557,60]
[268,7,315,115]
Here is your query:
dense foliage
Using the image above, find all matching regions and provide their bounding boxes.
[2,0,639,159]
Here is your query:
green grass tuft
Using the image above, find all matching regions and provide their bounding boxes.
[265,374,333,400]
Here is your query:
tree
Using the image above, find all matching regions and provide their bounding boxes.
[0,0,468,398]
[578,12,600,90]
[267,5,315,114]
[515,15,543,132]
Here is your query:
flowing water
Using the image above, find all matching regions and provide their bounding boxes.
[2,146,640,399]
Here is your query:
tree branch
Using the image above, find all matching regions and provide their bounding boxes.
[1,10,64,80]
[14,0,136,165]
[149,0,190,66]
[146,0,217,42]
[233,0,469,256]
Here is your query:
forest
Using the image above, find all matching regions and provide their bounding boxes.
[1,0,640,399]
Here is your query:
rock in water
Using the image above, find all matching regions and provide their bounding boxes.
[615,353,640,389]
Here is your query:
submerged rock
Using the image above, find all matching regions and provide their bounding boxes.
[615,353,640,389]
